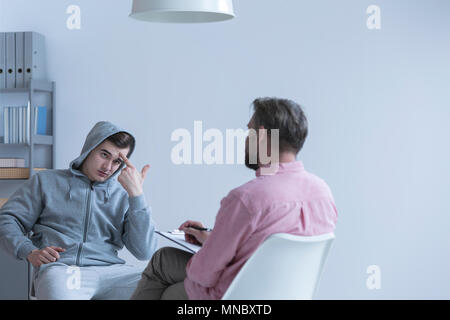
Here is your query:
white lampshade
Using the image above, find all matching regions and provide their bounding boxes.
[129,0,235,23]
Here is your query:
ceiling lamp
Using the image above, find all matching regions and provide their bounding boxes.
[129,0,235,23]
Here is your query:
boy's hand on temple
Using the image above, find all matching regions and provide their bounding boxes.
[118,152,150,198]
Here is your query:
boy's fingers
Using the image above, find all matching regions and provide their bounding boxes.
[119,152,134,168]
[50,246,66,252]
[141,165,150,179]
[41,250,56,261]
[39,255,52,264]
[46,247,60,260]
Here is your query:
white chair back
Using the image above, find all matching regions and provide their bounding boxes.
[222,232,335,300]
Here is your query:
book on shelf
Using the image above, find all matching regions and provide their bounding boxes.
[35,106,47,135]
[0,158,25,167]
[2,105,47,144]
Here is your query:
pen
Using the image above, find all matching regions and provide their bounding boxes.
[186,226,213,232]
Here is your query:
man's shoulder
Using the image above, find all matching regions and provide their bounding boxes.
[227,177,258,197]
[226,169,334,207]
[228,173,278,196]
[223,177,266,210]
[300,170,334,198]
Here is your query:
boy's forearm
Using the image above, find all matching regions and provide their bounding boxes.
[123,195,158,260]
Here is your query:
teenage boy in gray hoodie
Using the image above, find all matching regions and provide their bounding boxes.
[0,121,158,299]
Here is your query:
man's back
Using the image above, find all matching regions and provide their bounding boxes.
[184,161,338,299]
[235,161,337,236]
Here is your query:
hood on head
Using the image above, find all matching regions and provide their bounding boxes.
[69,121,135,181]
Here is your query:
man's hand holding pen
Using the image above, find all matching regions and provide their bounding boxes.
[179,220,212,245]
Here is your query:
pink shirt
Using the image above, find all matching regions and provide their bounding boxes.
[184,161,338,300]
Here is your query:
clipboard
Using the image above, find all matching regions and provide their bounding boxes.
[155,230,201,254]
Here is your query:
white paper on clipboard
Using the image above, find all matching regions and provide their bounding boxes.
[155,230,201,253]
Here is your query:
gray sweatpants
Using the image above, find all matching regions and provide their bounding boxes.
[33,263,143,300]
[131,247,193,300]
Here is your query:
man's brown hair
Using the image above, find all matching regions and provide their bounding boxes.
[251,97,308,154]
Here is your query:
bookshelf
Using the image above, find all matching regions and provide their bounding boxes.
[0,79,55,300]
[0,79,55,178]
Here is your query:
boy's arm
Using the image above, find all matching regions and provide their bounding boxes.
[122,194,158,260]
[118,153,157,260]
[0,174,43,260]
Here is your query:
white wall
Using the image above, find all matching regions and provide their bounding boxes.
[1,0,449,299]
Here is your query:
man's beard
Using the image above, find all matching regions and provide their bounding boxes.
[245,149,259,171]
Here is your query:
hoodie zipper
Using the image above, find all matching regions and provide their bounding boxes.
[75,181,94,266]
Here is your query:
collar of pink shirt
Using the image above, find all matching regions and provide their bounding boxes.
[255,160,305,177]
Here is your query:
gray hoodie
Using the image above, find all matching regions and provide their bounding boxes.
[0,121,158,267]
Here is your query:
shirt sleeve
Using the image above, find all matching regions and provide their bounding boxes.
[185,192,256,288]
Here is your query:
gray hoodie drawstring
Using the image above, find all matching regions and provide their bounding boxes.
[104,185,111,203]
